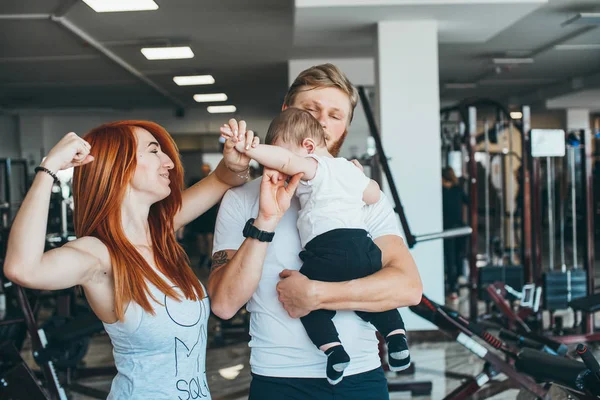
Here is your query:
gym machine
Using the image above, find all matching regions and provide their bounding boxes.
[0,165,116,399]
[527,128,599,344]
[411,294,600,399]
[358,86,472,396]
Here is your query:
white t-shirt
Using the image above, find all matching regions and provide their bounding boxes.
[296,154,371,248]
[212,178,403,378]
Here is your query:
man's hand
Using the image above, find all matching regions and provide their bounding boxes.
[258,168,302,223]
[276,269,320,318]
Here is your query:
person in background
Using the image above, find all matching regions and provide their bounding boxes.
[442,166,467,301]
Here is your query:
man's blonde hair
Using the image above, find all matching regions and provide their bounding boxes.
[265,108,326,147]
[283,63,358,123]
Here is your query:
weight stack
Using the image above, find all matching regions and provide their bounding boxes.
[542,270,587,311]
[477,265,524,301]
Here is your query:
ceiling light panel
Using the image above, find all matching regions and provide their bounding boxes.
[208,105,237,113]
[141,47,194,60]
[194,93,227,102]
[83,0,159,13]
[173,75,215,86]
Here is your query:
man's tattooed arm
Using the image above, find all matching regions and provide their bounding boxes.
[210,250,229,274]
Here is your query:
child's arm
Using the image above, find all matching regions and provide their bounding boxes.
[363,179,381,205]
[245,144,317,181]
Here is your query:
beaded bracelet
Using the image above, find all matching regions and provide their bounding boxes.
[34,166,60,185]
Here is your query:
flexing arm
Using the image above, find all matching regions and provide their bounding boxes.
[4,132,108,290]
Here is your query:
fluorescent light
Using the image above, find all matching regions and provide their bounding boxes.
[555,44,600,51]
[141,47,194,60]
[510,111,523,120]
[83,0,158,12]
[493,58,534,65]
[194,93,227,102]
[444,83,477,89]
[562,13,600,27]
[207,105,236,114]
[173,75,215,86]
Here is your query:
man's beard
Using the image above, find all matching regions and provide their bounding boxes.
[328,130,348,157]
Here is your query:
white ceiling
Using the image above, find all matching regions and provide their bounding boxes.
[0,0,293,117]
[294,0,600,108]
[1,0,600,117]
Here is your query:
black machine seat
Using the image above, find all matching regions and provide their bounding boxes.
[569,293,600,313]
[46,311,104,345]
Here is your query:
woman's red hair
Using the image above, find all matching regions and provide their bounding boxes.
[72,120,204,321]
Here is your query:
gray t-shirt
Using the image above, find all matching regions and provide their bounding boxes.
[103,270,211,399]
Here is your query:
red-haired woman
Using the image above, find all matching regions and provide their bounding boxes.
[3,120,292,399]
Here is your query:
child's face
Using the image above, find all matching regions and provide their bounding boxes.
[273,139,309,156]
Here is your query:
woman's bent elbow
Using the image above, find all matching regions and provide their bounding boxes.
[3,263,27,287]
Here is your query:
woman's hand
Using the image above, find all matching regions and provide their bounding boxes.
[41,132,94,172]
[221,119,259,173]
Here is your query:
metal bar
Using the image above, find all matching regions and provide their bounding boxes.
[560,153,567,271]
[532,155,542,281]
[570,146,578,269]
[499,152,506,264]
[414,226,473,243]
[2,159,11,223]
[484,121,491,264]
[547,157,555,271]
[581,129,595,333]
[468,107,479,320]
[486,284,531,333]
[509,123,516,264]
[357,86,416,247]
[0,318,25,326]
[15,286,66,400]
[0,14,51,20]
[521,106,533,282]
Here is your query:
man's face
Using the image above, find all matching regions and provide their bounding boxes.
[287,86,352,156]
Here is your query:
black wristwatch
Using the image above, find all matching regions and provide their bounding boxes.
[243,218,275,242]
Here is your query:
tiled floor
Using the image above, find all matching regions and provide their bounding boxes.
[14,264,600,399]
[20,331,563,400]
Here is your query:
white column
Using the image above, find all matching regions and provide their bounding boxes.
[566,108,590,131]
[376,20,443,330]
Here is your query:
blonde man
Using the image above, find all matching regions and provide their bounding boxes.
[209,64,423,400]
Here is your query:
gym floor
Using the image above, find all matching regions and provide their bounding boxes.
[20,279,600,400]
[22,328,523,400]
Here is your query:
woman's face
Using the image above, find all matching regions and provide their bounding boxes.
[129,127,174,203]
